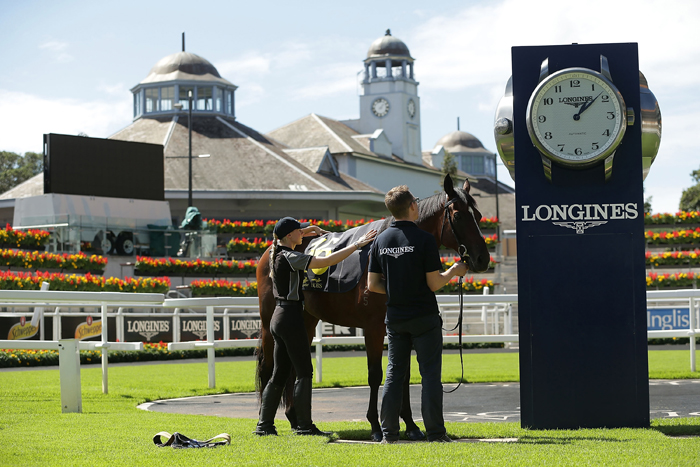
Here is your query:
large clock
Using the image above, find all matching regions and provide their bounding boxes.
[407,99,416,118]
[526,56,633,182]
[371,98,389,117]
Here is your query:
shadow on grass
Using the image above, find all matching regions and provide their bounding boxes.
[335,429,375,441]
[651,425,700,437]
[516,436,629,445]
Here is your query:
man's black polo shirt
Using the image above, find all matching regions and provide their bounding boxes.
[369,220,442,324]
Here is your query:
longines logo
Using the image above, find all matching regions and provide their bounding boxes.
[522,203,638,234]
[560,96,593,107]
[379,246,415,259]
[126,319,169,341]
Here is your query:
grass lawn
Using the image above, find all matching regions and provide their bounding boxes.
[0,350,698,466]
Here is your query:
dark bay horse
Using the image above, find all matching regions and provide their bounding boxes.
[255,175,490,441]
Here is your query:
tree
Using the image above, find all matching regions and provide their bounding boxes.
[643,186,652,214]
[0,151,43,194]
[679,168,700,212]
[440,150,457,188]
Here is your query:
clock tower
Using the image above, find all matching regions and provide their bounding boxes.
[355,30,422,165]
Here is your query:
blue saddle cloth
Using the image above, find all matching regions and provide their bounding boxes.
[302,220,384,293]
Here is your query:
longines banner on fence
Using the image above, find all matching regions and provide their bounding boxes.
[0,313,358,342]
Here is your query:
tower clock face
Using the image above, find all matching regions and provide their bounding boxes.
[526,68,626,168]
[371,98,389,117]
[407,99,416,118]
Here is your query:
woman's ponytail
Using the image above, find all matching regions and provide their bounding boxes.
[268,234,279,280]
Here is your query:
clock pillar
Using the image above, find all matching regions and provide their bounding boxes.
[358,30,422,165]
[510,43,649,430]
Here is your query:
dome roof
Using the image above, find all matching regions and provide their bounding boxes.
[139,51,234,86]
[436,131,488,154]
[366,29,412,62]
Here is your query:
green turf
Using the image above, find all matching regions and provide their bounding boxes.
[0,351,698,466]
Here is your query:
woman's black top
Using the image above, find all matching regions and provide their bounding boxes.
[272,246,313,301]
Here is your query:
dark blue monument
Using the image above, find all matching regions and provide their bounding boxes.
[494,43,662,429]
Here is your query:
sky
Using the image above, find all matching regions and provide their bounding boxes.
[0,0,697,213]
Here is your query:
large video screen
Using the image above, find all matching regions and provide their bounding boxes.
[44,133,164,201]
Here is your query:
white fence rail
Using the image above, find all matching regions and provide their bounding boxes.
[1,289,698,412]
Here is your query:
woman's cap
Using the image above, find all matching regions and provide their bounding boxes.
[273,217,310,238]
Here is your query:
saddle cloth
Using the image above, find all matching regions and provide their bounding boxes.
[302,220,385,293]
[153,431,231,449]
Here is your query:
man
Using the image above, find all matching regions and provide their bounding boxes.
[368,185,468,443]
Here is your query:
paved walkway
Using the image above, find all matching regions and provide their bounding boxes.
[139,379,700,423]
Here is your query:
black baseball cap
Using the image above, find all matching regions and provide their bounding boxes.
[273,217,310,238]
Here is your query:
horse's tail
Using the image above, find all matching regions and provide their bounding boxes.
[254,338,265,403]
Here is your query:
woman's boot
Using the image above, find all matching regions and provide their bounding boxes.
[293,377,333,436]
[253,382,284,436]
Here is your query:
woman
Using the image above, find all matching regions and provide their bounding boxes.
[254,217,376,436]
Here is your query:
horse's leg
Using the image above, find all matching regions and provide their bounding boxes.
[364,327,385,442]
[399,359,425,440]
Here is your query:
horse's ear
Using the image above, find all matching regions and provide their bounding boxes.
[462,178,471,194]
[443,174,456,198]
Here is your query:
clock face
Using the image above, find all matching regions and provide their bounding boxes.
[372,98,389,117]
[407,99,416,118]
[527,68,626,168]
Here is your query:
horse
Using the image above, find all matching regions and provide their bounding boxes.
[255,174,491,441]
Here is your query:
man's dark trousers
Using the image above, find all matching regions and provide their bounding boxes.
[380,313,446,441]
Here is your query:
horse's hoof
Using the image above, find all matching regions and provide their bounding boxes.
[370,431,383,442]
[405,428,425,441]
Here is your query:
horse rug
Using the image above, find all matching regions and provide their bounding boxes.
[302,220,385,293]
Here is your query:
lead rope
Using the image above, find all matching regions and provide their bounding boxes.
[443,275,464,394]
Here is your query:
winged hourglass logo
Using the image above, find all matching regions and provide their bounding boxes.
[552,221,608,234]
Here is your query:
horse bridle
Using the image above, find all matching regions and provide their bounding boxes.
[440,196,470,262]
[440,195,474,394]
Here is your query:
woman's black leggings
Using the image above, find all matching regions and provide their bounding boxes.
[269,303,313,386]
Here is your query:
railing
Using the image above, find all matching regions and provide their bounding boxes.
[1,289,698,411]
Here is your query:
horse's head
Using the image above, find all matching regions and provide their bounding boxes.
[440,174,491,273]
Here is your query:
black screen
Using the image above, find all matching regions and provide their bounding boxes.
[44,133,164,201]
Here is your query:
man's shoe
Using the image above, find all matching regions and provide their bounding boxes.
[295,424,334,437]
[252,427,278,436]
[429,434,453,443]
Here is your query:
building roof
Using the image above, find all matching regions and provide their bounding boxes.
[267,113,445,173]
[110,115,381,194]
[435,130,489,154]
[138,51,235,86]
[366,30,412,63]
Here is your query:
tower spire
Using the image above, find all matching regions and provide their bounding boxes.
[182,32,185,52]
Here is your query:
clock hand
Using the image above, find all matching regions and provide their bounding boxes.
[573,92,602,120]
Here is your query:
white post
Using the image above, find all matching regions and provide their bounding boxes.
[690,297,697,373]
[173,308,180,343]
[315,321,323,383]
[116,307,123,342]
[101,302,109,394]
[207,305,215,388]
[54,307,62,341]
[58,339,82,413]
[481,286,490,334]
[223,309,230,341]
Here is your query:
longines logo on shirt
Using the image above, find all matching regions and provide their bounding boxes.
[521,203,638,234]
[380,246,415,258]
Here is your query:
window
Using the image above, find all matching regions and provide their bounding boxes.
[160,86,174,111]
[215,87,222,112]
[226,91,233,115]
[145,88,159,113]
[133,92,142,117]
[472,155,484,175]
[179,86,193,110]
[459,156,471,174]
[197,86,212,110]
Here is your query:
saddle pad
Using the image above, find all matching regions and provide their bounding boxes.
[302,220,385,293]
[153,431,231,448]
